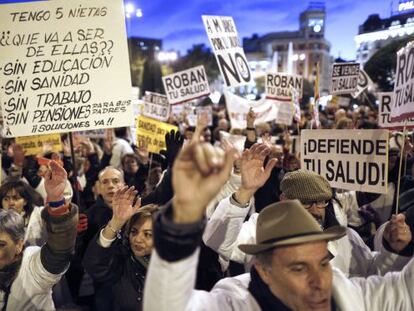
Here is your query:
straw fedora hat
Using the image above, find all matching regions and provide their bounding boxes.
[239,200,346,255]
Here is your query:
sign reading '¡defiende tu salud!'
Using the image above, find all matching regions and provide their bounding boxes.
[0,0,133,138]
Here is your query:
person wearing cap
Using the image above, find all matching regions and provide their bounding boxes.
[144,140,414,311]
[203,145,412,277]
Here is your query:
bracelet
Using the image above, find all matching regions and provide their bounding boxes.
[47,199,65,208]
[246,127,255,131]
[106,222,122,239]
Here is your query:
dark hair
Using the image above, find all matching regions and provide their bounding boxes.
[114,127,128,138]
[121,153,140,167]
[123,204,159,249]
[0,181,35,218]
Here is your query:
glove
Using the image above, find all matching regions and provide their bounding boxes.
[160,130,184,167]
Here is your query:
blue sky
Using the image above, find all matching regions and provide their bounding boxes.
[0,0,399,60]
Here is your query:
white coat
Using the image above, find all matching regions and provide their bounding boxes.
[203,195,410,277]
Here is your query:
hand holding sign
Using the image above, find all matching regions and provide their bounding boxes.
[383,214,412,253]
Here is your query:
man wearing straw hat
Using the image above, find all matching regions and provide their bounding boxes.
[144,140,414,311]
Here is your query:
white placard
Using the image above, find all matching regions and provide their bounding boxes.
[0,0,133,138]
[301,129,389,194]
[274,101,294,126]
[162,65,210,105]
[265,73,303,102]
[392,41,414,122]
[379,92,414,129]
[143,91,170,122]
[224,91,278,128]
[202,15,251,87]
[186,105,213,127]
[330,63,360,95]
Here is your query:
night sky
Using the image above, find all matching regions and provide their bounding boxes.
[0,0,399,60]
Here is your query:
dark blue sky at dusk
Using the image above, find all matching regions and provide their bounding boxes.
[0,0,401,60]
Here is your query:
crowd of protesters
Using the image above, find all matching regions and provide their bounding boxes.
[0,94,414,311]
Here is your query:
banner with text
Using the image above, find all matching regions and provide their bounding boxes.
[392,41,414,122]
[16,133,62,156]
[143,91,170,122]
[301,129,389,194]
[224,91,278,128]
[136,115,178,154]
[379,92,414,129]
[0,0,133,138]
[330,62,360,95]
[186,105,213,127]
[202,15,252,87]
[162,65,210,105]
[265,72,303,102]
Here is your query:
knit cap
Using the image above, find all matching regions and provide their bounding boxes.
[280,169,332,202]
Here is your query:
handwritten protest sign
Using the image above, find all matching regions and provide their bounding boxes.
[136,115,178,154]
[379,93,414,129]
[330,63,360,95]
[16,133,62,156]
[392,40,414,122]
[224,91,278,128]
[202,15,251,87]
[143,91,170,122]
[301,129,389,194]
[0,0,133,138]
[265,73,303,101]
[162,65,210,105]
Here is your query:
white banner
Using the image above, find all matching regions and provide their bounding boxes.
[224,91,278,128]
[202,15,251,87]
[379,92,414,129]
[0,0,133,138]
[143,91,170,122]
[301,129,389,194]
[330,62,360,95]
[265,72,303,101]
[219,131,246,153]
[392,40,414,122]
[162,65,210,105]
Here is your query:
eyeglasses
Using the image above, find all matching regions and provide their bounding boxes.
[301,201,329,210]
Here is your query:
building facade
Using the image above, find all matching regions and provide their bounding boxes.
[355,0,414,66]
[243,2,332,93]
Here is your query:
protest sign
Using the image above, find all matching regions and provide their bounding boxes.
[265,73,303,101]
[136,115,178,154]
[291,87,301,122]
[219,131,246,153]
[379,92,414,129]
[16,133,62,156]
[224,91,279,128]
[76,128,106,139]
[162,65,210,105]
[202,15,251,87]
[186,105,213,127]
[301,129,388,194]
[143,91,170,122]
[392,41,414,122]
[330,63,360,95]
[0,0,133,138]
[351,69,374,98]
[274,101,294,126]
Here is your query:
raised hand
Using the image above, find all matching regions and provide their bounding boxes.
[110,186,141,230]
[172,138,238,224]
[160,129,184,166]
[135,142,150,165]
[246,108,256,128]
[383,214,412,253]
[45,160,68,202]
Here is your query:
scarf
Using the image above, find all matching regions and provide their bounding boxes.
[0,257,22,292]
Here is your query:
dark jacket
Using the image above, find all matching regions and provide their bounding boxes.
[83,231,147,311]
